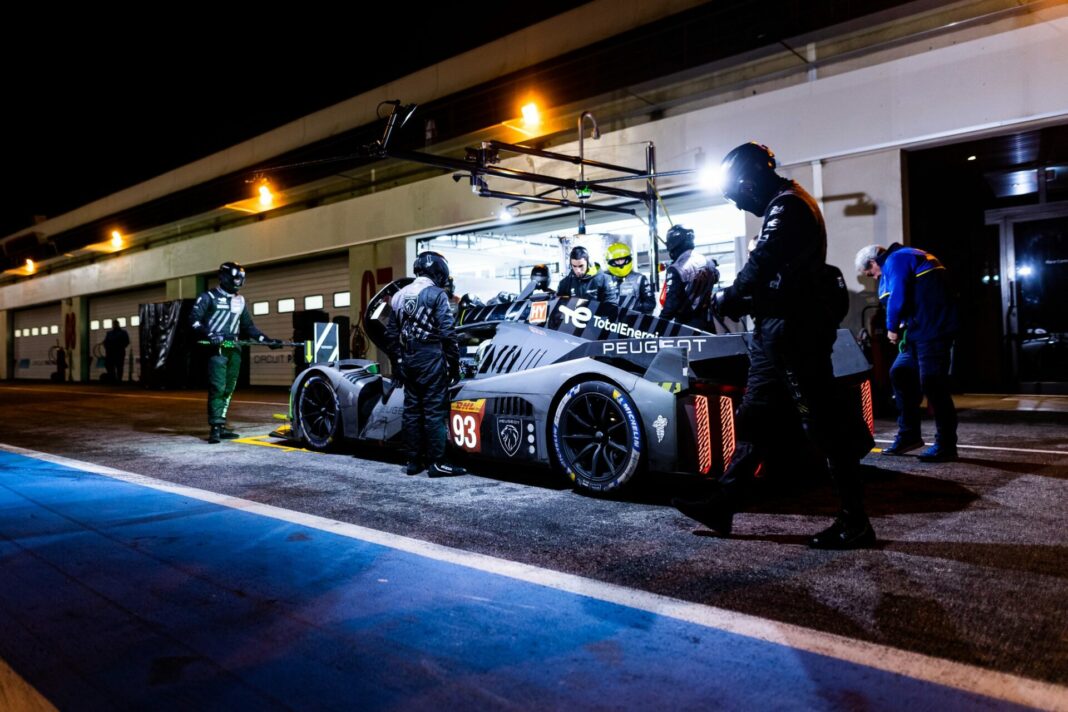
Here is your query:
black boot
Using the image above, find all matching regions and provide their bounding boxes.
[809,513,876,550]
[428,462,466,477]
[219,426,240,440]
[208,425,223,444]
[671,493,734,536]
[405,460,425,476]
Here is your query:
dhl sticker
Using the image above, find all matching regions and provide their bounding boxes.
[451,398,486,414]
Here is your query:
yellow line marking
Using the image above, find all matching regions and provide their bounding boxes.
[231,435,314,453]
[0,656,57,712]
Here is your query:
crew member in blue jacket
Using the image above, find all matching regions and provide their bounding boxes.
[856,243,959,462]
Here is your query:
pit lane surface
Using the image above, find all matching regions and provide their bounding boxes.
[1,383,1067,708]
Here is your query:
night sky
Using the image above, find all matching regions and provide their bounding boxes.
[1,5,587,238]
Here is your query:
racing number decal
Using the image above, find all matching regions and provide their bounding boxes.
[449,399,486,453]
[452,414,478,448]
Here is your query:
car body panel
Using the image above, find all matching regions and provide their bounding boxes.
[288,279,874,488]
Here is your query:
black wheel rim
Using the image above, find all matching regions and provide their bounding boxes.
[558,392,631,484]
[299,378,338,445]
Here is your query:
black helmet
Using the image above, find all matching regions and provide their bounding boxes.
[530,263,550,289]
[720,142,780,216]
[413,251,450,288]
[218,261,246,292]
[665,225,695,260]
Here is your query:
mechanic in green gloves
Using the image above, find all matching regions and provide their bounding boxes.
[190,262,282,443]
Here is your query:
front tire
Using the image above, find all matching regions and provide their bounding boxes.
[551,380,644,493]
[296,374,342,450]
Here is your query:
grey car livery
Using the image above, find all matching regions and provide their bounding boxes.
[286,279,874,493]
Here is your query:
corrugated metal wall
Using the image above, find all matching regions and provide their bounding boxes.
[209,254,351,386]
[88,285,167,383]
[13,304,63,380]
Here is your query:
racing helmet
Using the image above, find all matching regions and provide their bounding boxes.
[218,262,246,292]
[413,251,450,288]
[530,263,551,289]
[605,242,634,278]
[720,142,779,216]
[665,225,695,261]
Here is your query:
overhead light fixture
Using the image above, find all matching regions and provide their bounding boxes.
[226,177,286,214]
[26,259,35,273]
[498,205,518,222]
[502,96,550,138]
[110,230,123,249]
[694,148,726,193]
[967,155,977,161]
[521,102,541,129]
[698,164,726,193]
[258,182,274,209]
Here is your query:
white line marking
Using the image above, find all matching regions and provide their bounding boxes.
[0,386,285,407]
[1,442,1065,710]
[873,439,1067,457]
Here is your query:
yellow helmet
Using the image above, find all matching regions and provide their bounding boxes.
[605,242,633,277]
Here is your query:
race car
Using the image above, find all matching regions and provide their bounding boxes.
[286,278,875,494]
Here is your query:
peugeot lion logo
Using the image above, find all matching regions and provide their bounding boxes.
[497,417,522,457]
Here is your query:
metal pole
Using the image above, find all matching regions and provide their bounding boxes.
[646,142,659,293]
[577,112,600,235]
[578,116,587,234]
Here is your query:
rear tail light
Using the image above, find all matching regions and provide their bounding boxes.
[719,396,735,467]
[694,395,713,475]
[861,379,874,436]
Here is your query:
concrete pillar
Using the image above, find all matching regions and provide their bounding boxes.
[0,310,10,380]
[60,297,90,382]
[349,236,409,366]
[166,275,204,301]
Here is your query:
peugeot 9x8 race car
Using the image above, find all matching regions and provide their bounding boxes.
[285,279,875,494]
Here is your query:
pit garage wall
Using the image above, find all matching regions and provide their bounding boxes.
[87,285,167,383]
[223,254,352,386]
[12,304,62,380]
[1,10,1065,348]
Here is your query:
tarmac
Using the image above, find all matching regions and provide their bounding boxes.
[1,382,1065,709]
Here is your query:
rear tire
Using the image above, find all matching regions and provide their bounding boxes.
[551,380,644,493]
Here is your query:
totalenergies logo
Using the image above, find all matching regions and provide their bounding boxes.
[558,304,593,329]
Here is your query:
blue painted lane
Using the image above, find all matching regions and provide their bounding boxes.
[0,451,1022,710]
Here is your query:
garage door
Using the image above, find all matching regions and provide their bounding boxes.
[88,284,167,383]
[12,303,63,380]
[211,255,351,386]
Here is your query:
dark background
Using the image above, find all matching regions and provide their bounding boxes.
[0,5,587,237]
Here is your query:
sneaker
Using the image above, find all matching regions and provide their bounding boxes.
[881,433,924,456]
[405,460,425,476]
[918,443,958,463]
[809,516,876,550]
[671,495,734,536]
[428,462,467,478]
[208,425,222,444]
